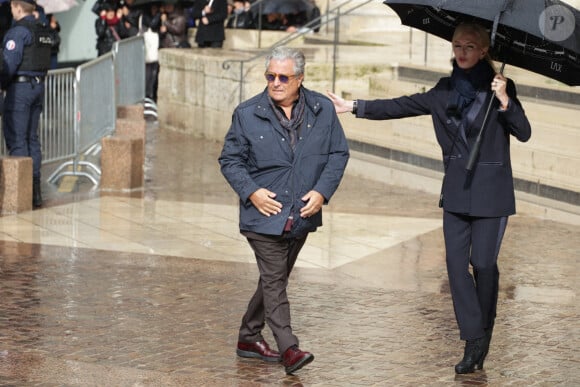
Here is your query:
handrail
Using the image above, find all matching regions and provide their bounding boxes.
[222,0,376,103]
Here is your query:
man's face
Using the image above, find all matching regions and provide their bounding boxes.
[265,59,303,107]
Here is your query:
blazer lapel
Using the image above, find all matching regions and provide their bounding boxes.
[463,91,490,148]
[448,90,490,150]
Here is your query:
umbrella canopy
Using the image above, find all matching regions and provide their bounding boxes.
[261,0,314,15]
[37,0,78,14]
[384,0,580,86]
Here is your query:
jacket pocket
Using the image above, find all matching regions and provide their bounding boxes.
[478,161,504,166]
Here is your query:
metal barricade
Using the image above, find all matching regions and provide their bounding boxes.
[114,36,146,106]
[48,52,116,186]
[0,68,76,161]
[41,68,76,164]
[2,36,145,187]
[48,36,146,187]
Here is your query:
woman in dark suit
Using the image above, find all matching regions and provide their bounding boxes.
[328,22,531,374]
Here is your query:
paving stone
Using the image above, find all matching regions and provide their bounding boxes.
[0,126,577,386]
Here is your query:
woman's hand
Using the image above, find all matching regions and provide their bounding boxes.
[327,91,354,114]
[491,74,509,110]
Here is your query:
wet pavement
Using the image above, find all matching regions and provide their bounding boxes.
[0,123,578,386]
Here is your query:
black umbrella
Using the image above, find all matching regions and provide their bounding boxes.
[384,0,580,86]
[261,0,314,15]
[384,0,580,170]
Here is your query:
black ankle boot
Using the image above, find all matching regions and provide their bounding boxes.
[455,336,486,374]
[33,179,42,208]
[479,327,494,368]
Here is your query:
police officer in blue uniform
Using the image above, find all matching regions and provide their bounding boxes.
[1,0,52,208]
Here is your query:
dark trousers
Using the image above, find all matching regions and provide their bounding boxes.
[2,81,44,179]
[145,62,159,102]
[197,40,223,48]
[443,211,507,341]
[238,232,308,354]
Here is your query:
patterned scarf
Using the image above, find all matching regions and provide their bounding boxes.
[268,87,306,150]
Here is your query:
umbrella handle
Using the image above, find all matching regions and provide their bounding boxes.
[465,95,494,171]
[465,63,506,172]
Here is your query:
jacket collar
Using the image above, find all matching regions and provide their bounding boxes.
[254,86,321,119]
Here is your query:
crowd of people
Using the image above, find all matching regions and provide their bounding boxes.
[92,0,322,55]
[226,0,321,32]
[91,0,321,104]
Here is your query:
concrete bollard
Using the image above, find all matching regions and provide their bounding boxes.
[115,117,146,139]
[117,104,145,121]
[100,136,144,191]
[0,156,33,215]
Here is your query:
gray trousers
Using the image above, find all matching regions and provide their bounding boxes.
[238,232,308,354]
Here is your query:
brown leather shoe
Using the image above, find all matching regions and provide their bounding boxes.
[282,345,314,374]
[236,340,280,362]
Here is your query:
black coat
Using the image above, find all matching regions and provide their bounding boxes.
[357,76,531,217]
[191,0,228,44]
[95,18,126,56]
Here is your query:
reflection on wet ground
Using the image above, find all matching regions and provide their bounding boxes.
[0,126,578,386]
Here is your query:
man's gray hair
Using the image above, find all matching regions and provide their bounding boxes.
[265,46,306,76]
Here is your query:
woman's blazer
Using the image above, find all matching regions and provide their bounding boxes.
[356,77,531,217]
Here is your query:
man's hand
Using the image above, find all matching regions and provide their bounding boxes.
[299,190,324,218]
[249,188,282,217]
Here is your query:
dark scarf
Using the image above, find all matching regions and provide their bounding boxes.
[268,87,306,150]
[447,59,495,117]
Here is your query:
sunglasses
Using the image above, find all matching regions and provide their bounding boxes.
[264,72,297,84]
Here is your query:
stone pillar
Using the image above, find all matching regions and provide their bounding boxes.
[116,104,146,139]
[0,157,33,215]
[100,136,144,191]
[115,117,146,139]
[117,104,145,121]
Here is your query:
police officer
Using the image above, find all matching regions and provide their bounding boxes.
[1,0,52,208]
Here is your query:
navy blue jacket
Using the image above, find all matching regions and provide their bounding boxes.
[357,77,531,217]
[219,87,350,237]
[1,15,46,85]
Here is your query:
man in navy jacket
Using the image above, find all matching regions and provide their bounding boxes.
[219,46,349,375]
